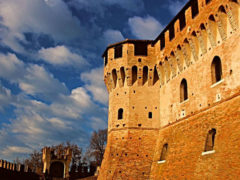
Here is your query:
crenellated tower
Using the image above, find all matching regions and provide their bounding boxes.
[99,40,161,179]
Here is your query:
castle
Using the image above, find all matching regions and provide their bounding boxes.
[98,0,240,179]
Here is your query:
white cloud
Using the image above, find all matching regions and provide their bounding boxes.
[0,85,13,111]
[128,16,163,39]
[103,29,125,46]
[0,53,24,80]
[38,45,88,67]
[0,53,68,101]
[19,65,68,100]
[2,146,32,157]
[0,0,83,53]
[167,0,188,16]
[81,67,108,105]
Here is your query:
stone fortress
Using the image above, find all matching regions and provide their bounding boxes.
[98,0,240,179]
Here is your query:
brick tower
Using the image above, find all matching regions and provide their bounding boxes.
[98,40,161,179]
[99,0,240,179]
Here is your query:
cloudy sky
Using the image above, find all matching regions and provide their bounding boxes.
[0,0,187,161]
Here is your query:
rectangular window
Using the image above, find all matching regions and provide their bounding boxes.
[114,45,123,59]
[191,0,199,19]
[134,42,148,56]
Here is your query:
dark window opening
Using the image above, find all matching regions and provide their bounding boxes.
[153,66,159,85]
[206,0,212,4]
[218,5,226,13]
[160,34,165,50]
[143,66,148,85]
[120,67,125,86]
[148,112,152,119]
[134,42,148,56]
[160,143,168,161]
[114,45,122,59]
[112,69,117,88]
[179,13,186,31]
[209,14,215,21]
[211,56,222,84]
[191,0,199,19]
[200,23,206,30]
[180,79,188,102]
[204,128,216,151]
[169,25,175,41]
[132,66,138,85]
[118,108,123,120]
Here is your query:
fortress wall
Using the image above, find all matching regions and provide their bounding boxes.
[99,129,159,180]
[150,94,240,179]
[159,30,240,127]
[99,0,240,179]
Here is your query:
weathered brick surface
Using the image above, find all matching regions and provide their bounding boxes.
[99,0,240,179]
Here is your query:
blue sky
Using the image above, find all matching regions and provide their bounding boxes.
[0,0,187,161]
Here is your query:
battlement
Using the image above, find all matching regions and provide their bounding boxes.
[0,159,40,180]
[103,0,239,92]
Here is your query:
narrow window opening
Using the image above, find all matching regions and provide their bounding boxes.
[179,13,186,30]
[118,108,123,120]
[191,0,199,19]
[148,112,152,119]
[200,23,206,30]
[134,42,148,56]
[153,66,159,85]
[112,69,117,88]
[211,56,222,84]
[160,34,165,50]
[120,67,125,86]
[219,5,226,13]
[114,45,122,59]
[132,66,138,85]
[143,66,148,85]
[180,79,188,102]
[204,128,216,152]
[160,143,168,161]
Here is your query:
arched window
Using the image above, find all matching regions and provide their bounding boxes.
[120,67,125,86]
[180,79,188,102]
[204,128,216,152]
[112,69,117,88]
[211,56,222,84]
[132,66,138,85]
[160,143,168,161]
[143,66,148,85]
[118,108,123,120]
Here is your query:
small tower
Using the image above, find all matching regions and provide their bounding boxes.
[42,147,72,179]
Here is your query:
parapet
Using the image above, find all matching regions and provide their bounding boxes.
[102,0,240,91]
